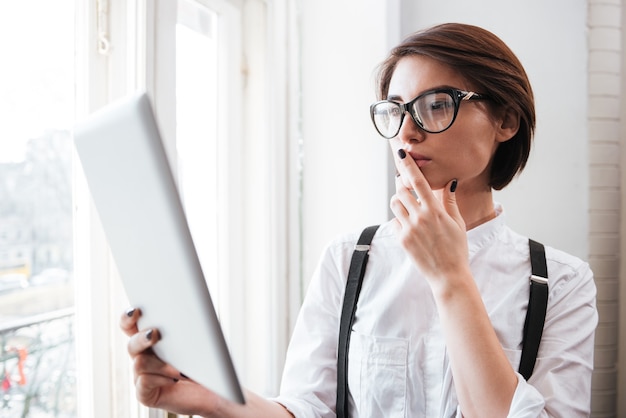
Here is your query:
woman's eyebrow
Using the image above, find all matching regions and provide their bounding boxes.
[387,85,458,102]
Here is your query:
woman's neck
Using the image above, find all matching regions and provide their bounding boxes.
[456,187,496,231]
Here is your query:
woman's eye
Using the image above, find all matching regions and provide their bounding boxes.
[430,101,451,111]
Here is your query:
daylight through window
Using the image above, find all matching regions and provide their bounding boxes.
[0,2,76,417]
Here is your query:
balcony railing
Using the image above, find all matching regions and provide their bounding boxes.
[0,308,76,418]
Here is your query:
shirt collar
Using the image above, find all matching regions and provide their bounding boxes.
[466,202,505,258]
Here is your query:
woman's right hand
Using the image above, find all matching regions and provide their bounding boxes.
[120,308,295,418]
[120,308,223,417]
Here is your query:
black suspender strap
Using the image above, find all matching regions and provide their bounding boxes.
[336,228,547,417]
[519,239,549,380]
[337,225,379,418]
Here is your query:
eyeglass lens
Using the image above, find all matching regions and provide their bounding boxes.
[372,91,457,138]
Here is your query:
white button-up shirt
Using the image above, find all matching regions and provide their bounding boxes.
[274,204,597,417]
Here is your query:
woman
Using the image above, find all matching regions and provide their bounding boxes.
[122,23,597,417]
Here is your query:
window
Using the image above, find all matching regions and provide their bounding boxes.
[149,0,247,361]
[67,1,300,415]
[0,1,77,416]
[148,0,300,395]
[1,0,299,415]
[175,0,222,316]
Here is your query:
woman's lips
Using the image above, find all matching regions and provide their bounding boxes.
[409,152,431,168]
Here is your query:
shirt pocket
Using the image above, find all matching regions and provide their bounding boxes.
[348,331,408,417]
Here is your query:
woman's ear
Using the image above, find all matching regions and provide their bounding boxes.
[496,107,520,143]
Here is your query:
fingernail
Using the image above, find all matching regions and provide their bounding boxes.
[180,372,189,379]
[450,179,458,193]
[173,378,179,383]
[395,172,400,178]
[126,308,136,317]
[397,149,407,159]
[145,329,154,341]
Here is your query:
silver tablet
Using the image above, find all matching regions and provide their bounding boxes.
[73,91,245,404]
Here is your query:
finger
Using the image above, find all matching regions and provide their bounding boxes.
[389,193,409,225]
[394,173,422,213]
[120,307,141,337]
[394,171,413,198]
[136,372,180,387]
[128,328,161,357]
[395,148,435,207]
[393,150,414,191]
[390,217,402,235]
[135,373,181,407]
[443,178,465,229]
[133,350,182,382]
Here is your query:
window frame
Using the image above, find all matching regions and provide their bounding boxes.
[74,0,152,416]
[148,0,248,374]
[75,0,301,415]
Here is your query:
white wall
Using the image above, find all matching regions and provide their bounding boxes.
[399,0,589,258]
[299,0,392,285]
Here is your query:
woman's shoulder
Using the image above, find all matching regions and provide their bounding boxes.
[542,241,595,299]
[501,225,595,295]
[325,221,398,252]
[316,221,400,272]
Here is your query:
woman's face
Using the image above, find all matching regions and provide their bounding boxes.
[387,55,510,192]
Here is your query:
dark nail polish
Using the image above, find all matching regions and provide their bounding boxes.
[395,172,400,178]
[180,372,189,379]
[126,308,136,317]
[397,149,407,159]
[173,378,179,383]
[450,179,458,193]
[145,329,153,340]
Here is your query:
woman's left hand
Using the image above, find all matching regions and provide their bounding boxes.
[390,148,469,289]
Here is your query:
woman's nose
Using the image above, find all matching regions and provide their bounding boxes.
[397,112,426,143]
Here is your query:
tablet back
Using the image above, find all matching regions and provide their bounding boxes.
[73,92,245,404]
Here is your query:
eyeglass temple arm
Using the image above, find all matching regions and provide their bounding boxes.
[460,90,489,101]
[461,91,477,100]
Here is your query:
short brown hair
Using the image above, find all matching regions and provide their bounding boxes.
[376,23,535,190]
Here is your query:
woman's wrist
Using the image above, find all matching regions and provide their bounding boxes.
[429,267,476,304]
[204,390,294,418]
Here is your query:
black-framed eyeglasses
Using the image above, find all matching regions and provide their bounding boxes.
[369,88,490,139]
